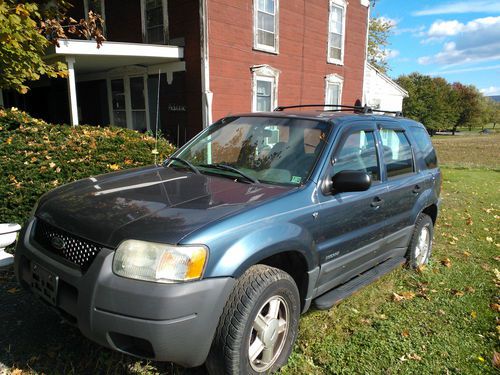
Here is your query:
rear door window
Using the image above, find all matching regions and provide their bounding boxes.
[380,129,414,178]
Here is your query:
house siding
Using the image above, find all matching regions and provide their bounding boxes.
[207,0,368,121]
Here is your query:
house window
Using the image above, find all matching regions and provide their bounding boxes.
[256,79,273,111]
[84,0,106,34]
[142,0,168,44]
[251,65,280,112]
[325,74,343,108]
[328,0,346,64]
[108,74,150,132]
[254,0,279,53]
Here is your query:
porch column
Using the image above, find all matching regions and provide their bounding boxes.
[66,57,79,126]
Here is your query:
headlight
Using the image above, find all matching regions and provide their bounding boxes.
[113,240,208,283]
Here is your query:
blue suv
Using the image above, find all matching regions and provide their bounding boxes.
[15,105,441,374]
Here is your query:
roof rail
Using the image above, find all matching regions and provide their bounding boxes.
[273,104,403,117]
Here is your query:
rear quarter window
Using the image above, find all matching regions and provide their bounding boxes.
[408,127,438,169]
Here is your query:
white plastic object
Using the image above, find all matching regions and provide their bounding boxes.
[0,223,21,268]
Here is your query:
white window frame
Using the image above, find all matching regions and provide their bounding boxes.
[327,0,347,65]
[140,0,169,44]
[324,73,344,108]
[253,0,279,54]
[251,65,280,112]
[106,67,151,131]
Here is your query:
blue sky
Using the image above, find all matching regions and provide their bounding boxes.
[372,0,500,96]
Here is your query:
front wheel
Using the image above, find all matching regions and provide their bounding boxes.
[206,265,300,375]
[407,213,434,268]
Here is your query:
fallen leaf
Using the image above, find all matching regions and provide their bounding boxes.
[478,356,485,363]
[464,286,476,293]
[109,164,120,171]
[392,292,404,302]
[437,309,446,316]
[451,289,464,297]
[491,303,500,313]
[49,162,56,168]
[7,287,20,294]
[486,236,493,243]
[401,330,410,338]
[493,352,500,369]
[401,291,416,300]
[471,311,477,319]
[416,264,427,273]
[463,251,471,257]
[407,353,422,361]
[466,217,473,225]
[441,258,452,268]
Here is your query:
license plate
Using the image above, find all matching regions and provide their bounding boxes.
[31,262,59,306]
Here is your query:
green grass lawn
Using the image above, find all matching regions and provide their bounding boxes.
[1,133,498,374]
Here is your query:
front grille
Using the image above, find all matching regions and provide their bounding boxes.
[33,219,103,272]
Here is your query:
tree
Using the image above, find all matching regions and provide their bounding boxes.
[396,73,458,134]
[451,83,482,133]
[0,0,104,94]
[367,17,394,74]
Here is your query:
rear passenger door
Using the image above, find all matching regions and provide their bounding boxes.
[376,122,422,237]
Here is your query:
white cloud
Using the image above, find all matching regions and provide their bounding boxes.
[413,1,500,16]
[480,86,500,95]
[427,16,500,37]
[393,25,426,37]
[418,16,500,66]
[385,49,400,60]
[378,16,398,27]
[428,20,463,37]
[428,63,500,76]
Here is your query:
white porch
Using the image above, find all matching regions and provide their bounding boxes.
[46,39,185,128]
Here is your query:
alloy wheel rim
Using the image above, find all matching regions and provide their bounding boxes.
[415,225,430,266]
[248,295,289,372]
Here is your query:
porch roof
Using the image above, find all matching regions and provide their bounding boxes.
[46,39,184,74]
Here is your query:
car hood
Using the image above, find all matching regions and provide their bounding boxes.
[36,166,292,248]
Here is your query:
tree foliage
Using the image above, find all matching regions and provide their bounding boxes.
[0,0,104,94]
[367,17,394,74]
[396,73,496,134]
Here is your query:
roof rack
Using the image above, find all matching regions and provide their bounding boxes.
[273,104,403,117]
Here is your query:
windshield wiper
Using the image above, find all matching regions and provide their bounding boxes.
[164,157,201,175]
[199,163,260,184]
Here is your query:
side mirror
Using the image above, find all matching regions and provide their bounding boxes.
[326,170,371,194]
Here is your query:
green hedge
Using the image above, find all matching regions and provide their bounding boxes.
[0,108,176,225]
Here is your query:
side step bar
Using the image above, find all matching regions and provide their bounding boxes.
[313,257,406,310]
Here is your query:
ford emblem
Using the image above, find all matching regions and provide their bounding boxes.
[51,236,65,250]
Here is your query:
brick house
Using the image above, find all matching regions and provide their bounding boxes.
[1,0,370,145]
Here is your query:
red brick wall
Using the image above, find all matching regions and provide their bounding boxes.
[207,0,368,121]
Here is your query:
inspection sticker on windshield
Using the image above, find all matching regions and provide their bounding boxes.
[291,176,302,184]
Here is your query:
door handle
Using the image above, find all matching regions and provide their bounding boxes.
[412,184,422,194]
[371,197,384,208]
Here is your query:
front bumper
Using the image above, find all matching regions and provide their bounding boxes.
[14,219,235,367]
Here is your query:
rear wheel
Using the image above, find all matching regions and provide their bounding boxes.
[206,265,300,375]
[407,213,434,268]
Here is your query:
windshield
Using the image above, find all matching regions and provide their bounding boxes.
[172,116,330,186]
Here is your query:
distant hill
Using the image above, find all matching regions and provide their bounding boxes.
[489,95,500,102]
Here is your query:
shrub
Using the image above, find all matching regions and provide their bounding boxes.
[0,108,176,225]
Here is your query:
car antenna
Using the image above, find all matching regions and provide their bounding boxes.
[153,69,161,165]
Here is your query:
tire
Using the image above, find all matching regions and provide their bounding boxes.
[407,213,434,269]
[206,265,300,375]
